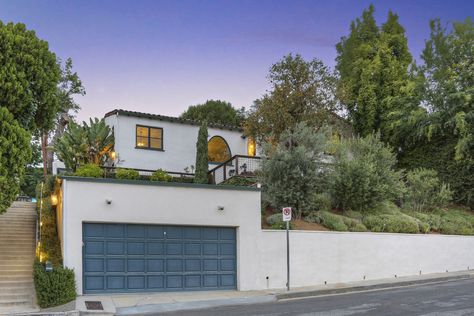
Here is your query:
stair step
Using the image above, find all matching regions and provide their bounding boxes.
[0,281,34,288]
[0,276,33,282]
[0,293,33,301]
[0,271,33,277]
[0,287,34,295]
[0,299,33,307]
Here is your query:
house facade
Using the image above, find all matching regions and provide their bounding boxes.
[104,109,257,173]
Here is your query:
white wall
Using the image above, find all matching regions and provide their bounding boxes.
[105,113,248,172]
[60,178,261,295]
[60,177,474,295]
[254,230,474,290]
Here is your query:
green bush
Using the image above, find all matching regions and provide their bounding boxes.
[309,193,332,212]
[305,211,322,224]
[318,211,348,231]
[363,214,419,233]
[351,223,368,232]
[33,261,76,308]
[39,199,62,266]
[115,168,140,180]
[266,213,292,230]
[331,134,404,213]
[404,168,453,212]
[74,164,103,178]
[344,210,364,220]
[439,210,474,235]
[221,176,257,187]
[151,169,173,182]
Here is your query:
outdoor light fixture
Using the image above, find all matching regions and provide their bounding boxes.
[110,151,117,160]
[45,261,53,272]
[51,194,58,206]
[106,199,112,205]
[217,206,225,211]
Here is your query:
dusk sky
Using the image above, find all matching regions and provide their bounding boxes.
[1,0,472,121]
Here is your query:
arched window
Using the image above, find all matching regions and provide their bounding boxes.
[208,136,231,163]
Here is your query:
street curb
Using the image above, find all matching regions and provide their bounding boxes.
[276,274,474,300]
[116,295,276,315]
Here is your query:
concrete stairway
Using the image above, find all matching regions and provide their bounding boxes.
[0,202,38,315]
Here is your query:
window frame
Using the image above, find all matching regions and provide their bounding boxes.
[135,124,164,151]
[207,135,232,164]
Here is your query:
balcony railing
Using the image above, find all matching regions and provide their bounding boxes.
[57,166,194,180]
[208,155,261,184]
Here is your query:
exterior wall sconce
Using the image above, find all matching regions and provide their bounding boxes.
[217,206,224,211]
[106,199,112,205]
[110,151,117,161]
[51,194,58,206]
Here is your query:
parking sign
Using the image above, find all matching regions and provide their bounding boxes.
[282,207,292,222]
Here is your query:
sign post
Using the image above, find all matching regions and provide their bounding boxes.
[282,207,292,291]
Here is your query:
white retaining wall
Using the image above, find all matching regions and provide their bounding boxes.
[59,177,474,294]
[254,230,474,290]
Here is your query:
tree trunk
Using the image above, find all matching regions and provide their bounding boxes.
[41,132,48,178]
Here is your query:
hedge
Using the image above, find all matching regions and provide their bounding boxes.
[33,261,76,308]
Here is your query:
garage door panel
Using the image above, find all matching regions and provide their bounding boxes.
[107,259,125,272]
[85,258,104,272]
[106,224,125,238]
[83,223,236,293]
[107,241,125,255]
[127,242,145,255]
[166,243,182,255]
[147,259,164,272]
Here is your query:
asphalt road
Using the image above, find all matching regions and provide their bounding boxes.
[161,278,474,316]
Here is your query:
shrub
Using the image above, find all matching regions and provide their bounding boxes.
[305,211,322,224]
[260,123,329,219]
[438,210,474,235]
[363,214,419,233]
[38,198,62,266]
[410,212,442,232]
[331,134,404,213]
[221,176,257,187]
[404,168,453,212]
[351,223,368,232]
[74,164,103,178]
[151,169,172,182]
[115,168,140,180]
[266,213,292,230]
[33,261,76,308]
[309,192,332,212]
[318,211,348,231]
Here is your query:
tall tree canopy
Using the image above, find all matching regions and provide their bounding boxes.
[0,108,31,213]
[245,54,340,144]
[180,100,245,126]
[336,6,415,139]
[0,22,61,133]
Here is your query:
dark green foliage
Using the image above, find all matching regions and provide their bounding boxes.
[309,193,332,212]
[266,213,292,230]
[150,169,172,182]
[115,168,140,180]
[74,164,104,178]
[336,6,415,139]
[38,198,62,266]
[260,123,328,219]
[180,100,245,126]
[318,211,349,231]
[55,119,114,171]
[404,168,452,212]
[33,261,76,308]
[245,54,341,144]
[20,167,43,197]
[331,134,404,212]
[194,121,209,184]
[0,22,61,132]
[221,176,257,187]
[363,214,419,233]
[0,108,32,213]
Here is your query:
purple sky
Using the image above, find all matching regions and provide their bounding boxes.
[1,0,472,122]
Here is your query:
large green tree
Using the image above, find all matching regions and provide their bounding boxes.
[194,121,209,184]
[336,6,415,139]
[0,108,31,213]
[0,22,61,133]
[245,54,339,144]
[180,100,245,126]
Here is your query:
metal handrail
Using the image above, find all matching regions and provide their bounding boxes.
[208,155,261,173]
[208,155,261,184]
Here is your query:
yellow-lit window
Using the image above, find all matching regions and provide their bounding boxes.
[208,136,231,163]
[247,137,256,157]
[136,125,163,150]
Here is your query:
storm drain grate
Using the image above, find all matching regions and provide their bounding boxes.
[85,301,104,310]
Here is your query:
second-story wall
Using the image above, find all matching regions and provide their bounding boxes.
[105,112,248,172]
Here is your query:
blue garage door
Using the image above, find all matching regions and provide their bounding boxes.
[82,223,237,293]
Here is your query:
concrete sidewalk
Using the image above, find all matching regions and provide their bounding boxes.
[30,270,474,315]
